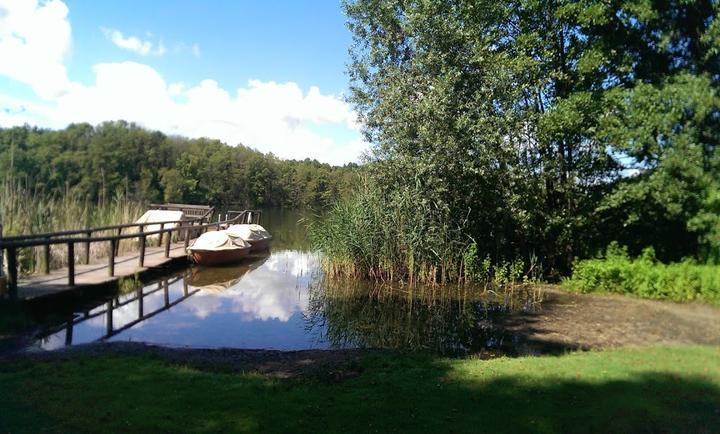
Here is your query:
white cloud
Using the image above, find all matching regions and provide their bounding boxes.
[0,0,72,98]
[0,0,367,164]
[102,27,166,56]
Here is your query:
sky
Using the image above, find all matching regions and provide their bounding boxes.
[0,0,367,165]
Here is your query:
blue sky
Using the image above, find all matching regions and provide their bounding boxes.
[0,0,366,164]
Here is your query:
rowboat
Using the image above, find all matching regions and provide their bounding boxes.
[225,224,273,251]
[187,231,251,266]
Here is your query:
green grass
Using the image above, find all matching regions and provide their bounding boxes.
[1,346,719,433]
[565,243,720,304]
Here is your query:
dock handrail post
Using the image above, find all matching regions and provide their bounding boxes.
[158,224,164,247]
[7,246,18,300]
[108,239,116,277]
[139,225,146,267]
[84,231,91,264]
[43,242,51,274]
[0,223,3,279]
[184,226,190,250]
[164,227,171,258]
[115,227,122,255]
[67,242,75,286]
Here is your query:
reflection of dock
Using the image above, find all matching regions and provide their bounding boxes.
[36,274,201,347]
[0,204,262,300]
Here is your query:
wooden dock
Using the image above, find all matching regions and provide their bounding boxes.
[17,242,188,300]
[0,205,262,301]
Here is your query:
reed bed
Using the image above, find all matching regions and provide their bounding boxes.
[0,178,145,275]
[309,180,534,287]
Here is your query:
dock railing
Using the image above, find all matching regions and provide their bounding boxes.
[0,209,262,300]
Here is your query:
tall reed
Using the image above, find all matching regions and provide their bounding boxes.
[309,179,533,286]
[0,177,145,274]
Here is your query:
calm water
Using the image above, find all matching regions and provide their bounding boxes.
[26,210,544,355]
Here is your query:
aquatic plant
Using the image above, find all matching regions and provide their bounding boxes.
[564,242,720,304]
[309,179,534,286]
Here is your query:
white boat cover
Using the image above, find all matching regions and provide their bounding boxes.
[225,224,272,242]
[135,210,184,231]
[188,231,250,252]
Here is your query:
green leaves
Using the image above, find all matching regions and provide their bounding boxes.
[343,0,719,273]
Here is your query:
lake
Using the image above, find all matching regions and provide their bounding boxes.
[25,210,545,355]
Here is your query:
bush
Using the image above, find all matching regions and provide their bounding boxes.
[565,242,720,304]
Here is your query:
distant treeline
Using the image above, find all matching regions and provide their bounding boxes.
[0,121,358,208]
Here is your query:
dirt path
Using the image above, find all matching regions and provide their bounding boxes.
[505,286,720,352]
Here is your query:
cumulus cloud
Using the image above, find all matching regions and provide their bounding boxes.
[102,27,166,56]
[0,0,367,164]
[0,0,72,98]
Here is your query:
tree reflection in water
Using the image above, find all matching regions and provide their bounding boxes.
[304,279,544,355]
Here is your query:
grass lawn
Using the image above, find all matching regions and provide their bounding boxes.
[1,346,719,433]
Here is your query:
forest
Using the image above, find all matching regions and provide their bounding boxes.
[0,121,357,209]
[312,0,720,285]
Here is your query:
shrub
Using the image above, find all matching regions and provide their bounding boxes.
[565,242,720,304]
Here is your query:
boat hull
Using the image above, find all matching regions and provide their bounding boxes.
[190,247,251,266]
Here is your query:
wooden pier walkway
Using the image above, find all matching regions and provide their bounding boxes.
[0,205,261,301]
[18,242,188,300]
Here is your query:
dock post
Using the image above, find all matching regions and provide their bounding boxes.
[115,228,122,255]
[67,242,75,286]
[105,300,114,336]
[85,231,91,264]
[43,243,51,274]
[163,279,170,307]
[164,228,171,258]
[108,239,116,277]
[64,315,74,346]
[139,225,146,267]
[0,223,3,280]
[158,224,164,247]
[7,246,18,300]
[137,287,143,318]
[184,226,190,250]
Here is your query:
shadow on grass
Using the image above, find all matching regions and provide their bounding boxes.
[1,350,719,433]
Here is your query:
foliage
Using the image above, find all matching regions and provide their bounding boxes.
[565,243,720,304]
[0,121,358,209]
[310,178,464,283]
[1,346,719,432]
[334,0,719,281]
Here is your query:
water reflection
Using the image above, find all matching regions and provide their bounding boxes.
[28,210,545,355]
[305,281,543,355]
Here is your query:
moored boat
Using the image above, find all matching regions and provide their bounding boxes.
[187,231,251,266]
[225,224,273,251]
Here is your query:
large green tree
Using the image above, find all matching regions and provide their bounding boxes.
[344,0,719,271]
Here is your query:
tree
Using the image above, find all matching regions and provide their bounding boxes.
[343,0,718,273]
